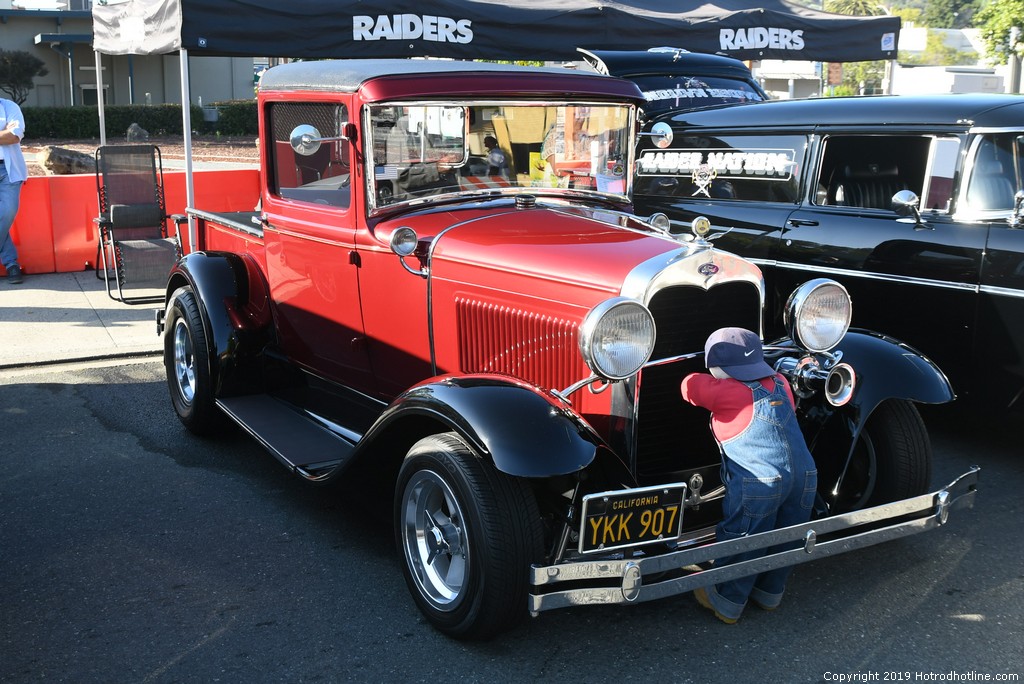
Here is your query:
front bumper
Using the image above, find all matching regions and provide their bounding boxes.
[528,466,979,614]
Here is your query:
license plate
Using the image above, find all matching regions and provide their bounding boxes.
[579,483,686,554]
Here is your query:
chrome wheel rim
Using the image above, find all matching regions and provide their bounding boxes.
[173,318,196,404]
[401,469,469,609]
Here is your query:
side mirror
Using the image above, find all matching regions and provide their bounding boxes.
[639,122,674,149]
[891,189,923,226]
[289,123,355,156]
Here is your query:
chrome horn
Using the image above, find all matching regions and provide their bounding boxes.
[775,356,857,407]
[823,362,856,407]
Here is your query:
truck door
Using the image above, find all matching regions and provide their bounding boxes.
[260,100,372,390]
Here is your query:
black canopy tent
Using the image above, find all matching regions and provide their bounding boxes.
[93,0,899,62]
[91,0,900,249]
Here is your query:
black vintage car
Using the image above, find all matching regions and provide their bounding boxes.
[579,47,768,116]
[634,94,1024,410]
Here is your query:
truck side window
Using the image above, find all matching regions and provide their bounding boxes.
[268,102,351,208]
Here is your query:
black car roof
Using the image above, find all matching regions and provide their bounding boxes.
[581,47,757,77]
[660,93,1024,130]
[579,48,758,80]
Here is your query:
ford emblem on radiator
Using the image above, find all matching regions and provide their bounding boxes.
[697,262,719,276]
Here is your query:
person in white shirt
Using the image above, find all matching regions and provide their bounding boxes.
[0,97,27,285]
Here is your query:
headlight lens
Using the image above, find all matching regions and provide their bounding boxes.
[579,297,656,381]
[784,279,852,353]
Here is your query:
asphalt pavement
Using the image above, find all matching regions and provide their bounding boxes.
[0,271,162,369]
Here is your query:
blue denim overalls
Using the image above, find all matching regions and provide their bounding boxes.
[709,376,818,620]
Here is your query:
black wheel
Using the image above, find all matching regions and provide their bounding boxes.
[835,399,932,511]
[164,286,222,435]
[395,433,543,640]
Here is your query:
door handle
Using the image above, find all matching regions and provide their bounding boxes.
[787,218,819,227]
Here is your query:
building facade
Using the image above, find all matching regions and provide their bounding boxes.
[0,3,254,108]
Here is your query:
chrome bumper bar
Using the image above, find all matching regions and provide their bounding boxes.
[528,466,979,615]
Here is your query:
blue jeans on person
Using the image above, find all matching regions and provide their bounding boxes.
[704,377,817,621]
[0,166,24,270]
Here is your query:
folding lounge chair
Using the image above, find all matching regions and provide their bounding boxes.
[94,144,184,304]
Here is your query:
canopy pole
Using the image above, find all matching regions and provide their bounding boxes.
[95,50,106,146]
[179,48,197,253]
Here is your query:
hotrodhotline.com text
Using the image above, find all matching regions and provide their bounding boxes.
[823,673,1019,682]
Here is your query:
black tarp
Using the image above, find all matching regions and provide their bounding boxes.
[93,0,900,63]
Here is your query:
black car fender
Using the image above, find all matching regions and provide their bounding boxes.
[360,373,604,479]
[164,251,272,397]
[838,329,954,415]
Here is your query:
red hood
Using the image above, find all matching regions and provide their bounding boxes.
[418,202,680,302]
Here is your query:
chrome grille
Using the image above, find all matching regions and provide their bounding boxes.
[636,282,762,482]
[456,297,586,390]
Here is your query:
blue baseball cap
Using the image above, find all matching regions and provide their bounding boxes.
[704,327,775,381]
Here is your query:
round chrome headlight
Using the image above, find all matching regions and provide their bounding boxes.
[579,297,656,381]
[784,279,852,353]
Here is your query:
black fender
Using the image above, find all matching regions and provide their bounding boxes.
[837,329,954,426]
[796,329,953,475]
[360,374,603,478]
[164,251,271,397]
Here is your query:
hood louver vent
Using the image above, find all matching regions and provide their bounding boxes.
[456,297,586,390]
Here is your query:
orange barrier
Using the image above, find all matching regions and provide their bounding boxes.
[2,168,260,276]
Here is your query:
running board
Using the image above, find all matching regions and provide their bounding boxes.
[217,395,356,480]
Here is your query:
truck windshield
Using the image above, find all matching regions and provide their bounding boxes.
[368,102,633,210]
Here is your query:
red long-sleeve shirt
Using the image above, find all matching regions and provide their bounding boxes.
[680,372,797,442]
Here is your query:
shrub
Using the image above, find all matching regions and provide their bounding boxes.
[19,103,260,140]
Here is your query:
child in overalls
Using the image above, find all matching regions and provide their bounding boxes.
[680,327,818,624]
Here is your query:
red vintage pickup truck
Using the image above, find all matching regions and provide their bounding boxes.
[157,59,978,639]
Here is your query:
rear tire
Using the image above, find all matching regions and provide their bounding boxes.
[395,433,543,640]
[164,286,223,435]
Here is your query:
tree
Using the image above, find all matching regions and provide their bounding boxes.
[976,0,1024,64]
[899,30,979,64]
[824,1,889,93]
[825,0,888,15]
[923,0,979,28]
[0,49,48,105]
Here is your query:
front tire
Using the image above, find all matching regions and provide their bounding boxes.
[836,399,932,510]
[395,433,543,640]
[164,286,222,435]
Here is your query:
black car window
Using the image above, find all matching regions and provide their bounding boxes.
[815,135,932,211]
[635,134,804,203]
[963,134,1021,213]
[629,75,765,115]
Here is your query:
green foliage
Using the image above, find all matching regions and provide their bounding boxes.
[19,101,259,140]
[827,84,860,96]
[205,100,258,136]
[21,104,205,139]
[899,30,979,64]
[922,0,979,28]
[976,0,1024,64]
[824,0,888,16]
[0,49,49,105]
